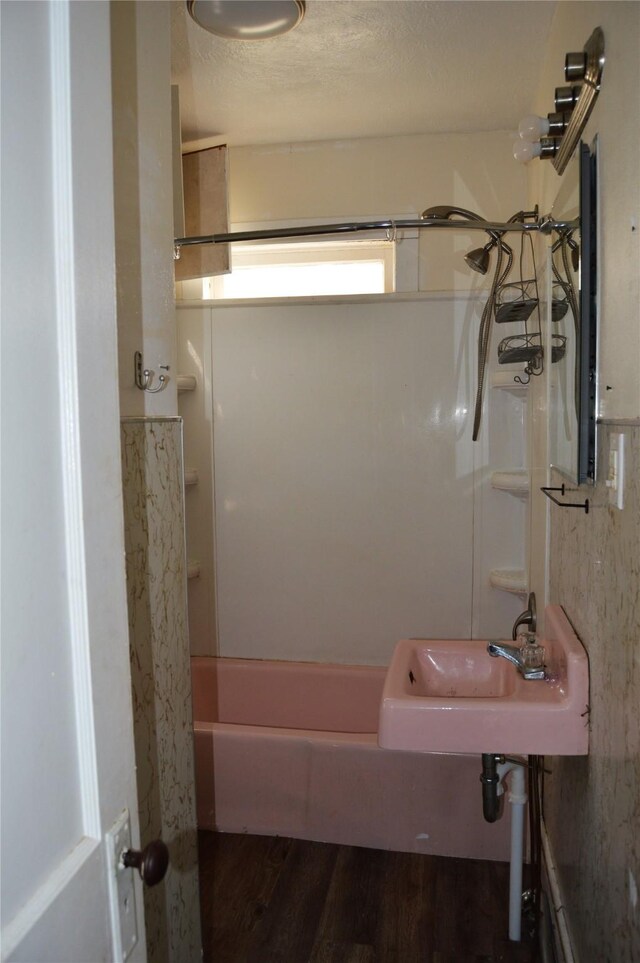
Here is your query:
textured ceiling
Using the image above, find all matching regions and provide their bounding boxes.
[171,0,556,149]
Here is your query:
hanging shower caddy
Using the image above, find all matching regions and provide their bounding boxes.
[494,280,538,325]
[498,332,567,367]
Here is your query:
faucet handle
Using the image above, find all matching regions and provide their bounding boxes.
[521,636,545,670]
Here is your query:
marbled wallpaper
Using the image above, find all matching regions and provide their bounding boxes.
[546,422,640,962]
[121,417,202,963]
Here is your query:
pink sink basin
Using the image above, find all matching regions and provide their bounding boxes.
[378,605,589,756]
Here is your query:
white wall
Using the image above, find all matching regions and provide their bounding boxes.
[112,1,177,416]
[212,296,475,664]
[229,131,529,292]
[177,310,218,655]
[177,297,525,662]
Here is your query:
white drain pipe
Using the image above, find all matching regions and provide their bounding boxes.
[497,758,528,941]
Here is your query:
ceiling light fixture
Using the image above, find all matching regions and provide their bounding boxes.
[186,0,306,40]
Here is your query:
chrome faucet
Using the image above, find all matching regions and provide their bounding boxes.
[487,641,546,680]
[512,592,537,640]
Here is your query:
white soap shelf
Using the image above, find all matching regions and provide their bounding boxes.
[490,471,530,498]
[177,374,197,393]
[489,569,528,596]
[187,560,201,580]
[184,468,199,488]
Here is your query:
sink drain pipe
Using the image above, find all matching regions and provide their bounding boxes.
[480,753,501,822]
[481,754,528,941]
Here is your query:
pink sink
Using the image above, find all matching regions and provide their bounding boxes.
[378,605,589,756]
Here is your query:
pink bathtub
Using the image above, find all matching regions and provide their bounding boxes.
[191,656,510,860]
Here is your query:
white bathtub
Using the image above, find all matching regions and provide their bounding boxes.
[191,656,510,860]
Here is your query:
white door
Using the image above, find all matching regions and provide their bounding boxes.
[1,3,146,961]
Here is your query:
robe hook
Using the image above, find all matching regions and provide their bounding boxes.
[135,351,169,393]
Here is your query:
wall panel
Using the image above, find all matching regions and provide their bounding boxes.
[545,423,640,962]
[121,417,201,963]
[188,294,522,664]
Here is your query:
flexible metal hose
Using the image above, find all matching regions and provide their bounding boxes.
[424,207,543,442]
[472,240,513,441]
[560,236,581,418]
[553,235,580,417]
[560,237,580,327]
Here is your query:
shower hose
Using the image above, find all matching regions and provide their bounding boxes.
[472,238,513,441]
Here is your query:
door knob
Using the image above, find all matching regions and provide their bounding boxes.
[122,840,169,887]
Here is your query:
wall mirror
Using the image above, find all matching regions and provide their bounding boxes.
[549,138,598,484]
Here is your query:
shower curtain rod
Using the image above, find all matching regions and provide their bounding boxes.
[174,215,578,249]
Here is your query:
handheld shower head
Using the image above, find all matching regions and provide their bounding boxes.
[421,205,484,222]
[552,232,580,272]
[421,205,512,266]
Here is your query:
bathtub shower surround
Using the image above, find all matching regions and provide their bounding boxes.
[121,417,202,963]
[546,422,640,962]
[177,295,527,661]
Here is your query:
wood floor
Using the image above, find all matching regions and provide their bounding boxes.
[198,832,538,963]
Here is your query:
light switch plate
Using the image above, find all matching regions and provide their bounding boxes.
[106,809,138,962]
[606,432,625,510]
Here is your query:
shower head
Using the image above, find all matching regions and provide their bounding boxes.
[421,203,517,281]
[464,242,494,275]
[422,206,492,271]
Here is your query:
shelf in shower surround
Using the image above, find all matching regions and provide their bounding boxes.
[490,371,528,395]
[187,560,201,580]
[491,471,530,498]
[184,468,199,488]
[177,374,197,393]
[489,569,527,596]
